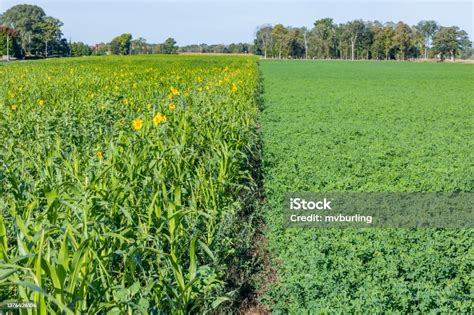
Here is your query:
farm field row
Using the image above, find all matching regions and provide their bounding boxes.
[0,55,261,313]
[259,60,473,312]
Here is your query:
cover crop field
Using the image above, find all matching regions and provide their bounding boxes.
[0,55,261,313]
[0,55,472,314]
[260,61,473,313]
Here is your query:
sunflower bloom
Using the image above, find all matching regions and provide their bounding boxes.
[170,87,180,95]
[169,103,176,110]
[132,118,144,131]
[153,113,167,126]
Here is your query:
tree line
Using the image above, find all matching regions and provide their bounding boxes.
[178,43,254,54]
[255,19,472,61]
[1,4,472,61]
[0,4,179,58]
[0,4,68,58]
[84,36,178,56]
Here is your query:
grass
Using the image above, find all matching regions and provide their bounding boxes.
[259,60,473,312]
[0,55,262,313]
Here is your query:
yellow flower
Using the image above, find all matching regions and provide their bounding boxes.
[11,104,18,111]
[123,98,129,105]
[96,151,104,160]
[147,103,152,109]
[231,84,238,93]
[153,113,167,126]
[38,99,45,106]
[170,87,180,95]
[132,118,144,131]
[168,94,173,100]
[169,103,176,110]
[184,92,189,97]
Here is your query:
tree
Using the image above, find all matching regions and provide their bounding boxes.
[432,26,471,61]
[313,18,336,59]
[131,37,148,54]
[0,4,67,57]
[0,26,21,58]
[272,24,289,59]
[415,20,438,59]
[110,33,132,55]
[162,37,177,54]
[0,4,46,55]
[39,16,63,56]
[287,27,305,58]
[301,26,309,59]
[71,42,92,56]
[383,22,396,60]
[358,21,373,59]
[256,24,273,59]
[50,37,69,56]
[344,20,366,60]
[335,24,349,59]
[393,21,414,60]
[369,21,385,60]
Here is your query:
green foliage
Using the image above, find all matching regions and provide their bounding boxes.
[0,27,21,57]
[162,37,178,54]
[432,26,471,61]
[110,33,132,55]
[38,16,63,56]
[415,20,439,59]
[179,42,254,54]
[255,19,471,60]
[0,4,65,56]
[393,21,414,60]
[70,42,92,57]
[0,55,261,313]
[260,60,473,313]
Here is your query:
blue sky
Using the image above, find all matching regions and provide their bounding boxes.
[1,1,472,45]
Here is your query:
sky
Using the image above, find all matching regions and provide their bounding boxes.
[1,0,473,46]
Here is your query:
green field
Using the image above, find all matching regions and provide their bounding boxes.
[0,55,261,313]
[1,56,473,313]
[260,61,473,312]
